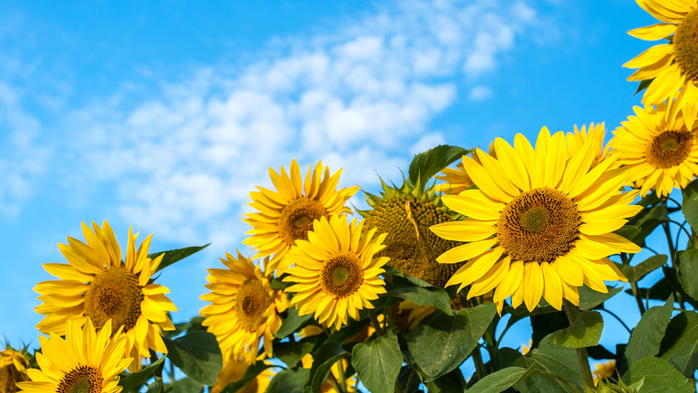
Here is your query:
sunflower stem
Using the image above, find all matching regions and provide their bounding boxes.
[563,300,595,393]
[471,344,487,381]
[335,359,348,393]
[367,309,385,337]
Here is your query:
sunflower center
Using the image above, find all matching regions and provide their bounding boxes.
[84,266,143,332]
[236,279,271,332]
[57,365,103,393]
[279,198,328,245]
[497,188,581,263]
[674,7,698,83]
[321,253,364,298]
[646,130,693,168]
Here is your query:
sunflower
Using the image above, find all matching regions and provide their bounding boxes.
[34,221,176,371]
[0,347,29,393]
[430,128,641,312]
[611,103,698,197]
[389,301,435,332]
[593,361,617,386]
[361,179,463,287]
[624,0,698,126]
[566,123,610,168]
[283,215,389,330]
[201,252,288,364]
[16,319,132,393]
[243,160,360,275]
[434,162,473,195]
[210,358,274,393]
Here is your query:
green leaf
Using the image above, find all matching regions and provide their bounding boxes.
[622,357,693,392]
[384,265,433,288]
[274,336,318,368]
[682,179,698,232]
[517,342,584,393]
[678,249,698,301]
[275,367,311,393]
[118,356,166,392]
[275,307,314,339]
[310,341,351,393]
[408,303,496,382]
[221,363,275,393]
[620,204,670,246]
[626,276,674,301]
[149,244,209,273]
[468,366,536,393]
[163,331,223,386]
[579,285,623,310]
[423,369,467,393]
[352,331,403,393]
[659,310,698,377]
[165,377,204,393]
[146,378,163,393]
[621,254,667,283]
[387,286,453,315]
[544,311,603,348]
[408,145,469,187]
[634,78,654,95]
[625,295,674,367]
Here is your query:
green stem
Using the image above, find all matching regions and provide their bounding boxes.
[629,281,646,315]
[405,368,417,393]
[335,359,348,393]
[472,344,487,381]
[367,309,385,337]
[563,300,595,393]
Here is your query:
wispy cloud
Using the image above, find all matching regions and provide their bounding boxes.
[9,0,545,255]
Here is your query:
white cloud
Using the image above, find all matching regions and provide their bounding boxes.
[468,85,494,101]
[58,0,541,253]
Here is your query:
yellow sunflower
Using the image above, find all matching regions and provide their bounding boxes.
[390,301,435,332]
[566,123,610,168]
[201,252,288,364]
[17,319,132,393]
[243,160,360,275]
[430,128,641,312]
[34,221,176,371]
[283,215,389,330]
[0,347,29,393]
[624,0,698,126]
[210,358,274,393]
[611,103,698,197]
[593,360,617,386]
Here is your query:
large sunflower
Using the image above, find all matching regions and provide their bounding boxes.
[200,252,288,363]
[611,104,698,197]
[17,319,132,393]
[430,128,641,312]
[34,221,176,370]
[624,0,698,125]
[243,160,360,275]
[283,215,389,330]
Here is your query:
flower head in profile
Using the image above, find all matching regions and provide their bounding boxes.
[283,215,389,330]
[624,0,698,127]
[430,128,641,312]
[566,122,610,168]
[0,347,30,393]
[611,103,698,197]
[17,319,132,393]
[243,160,359,275]
[201,252,288,363]
[34,221,177,371]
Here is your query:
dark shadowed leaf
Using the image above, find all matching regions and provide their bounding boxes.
[387,285,452,315]
[579,286,623,310]
[166,377,203,393]
[274,336,318,368]
[276,367,310,393]
[310,341,350,393]
[119,356,166,393]
[424,368,467,393]
[659,310,698,378]
[678,249,698,301]
[682,179,698,232]
[220,362,275,393]
[146,378,163,393]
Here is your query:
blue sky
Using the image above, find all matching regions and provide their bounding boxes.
[0,0,659,363]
